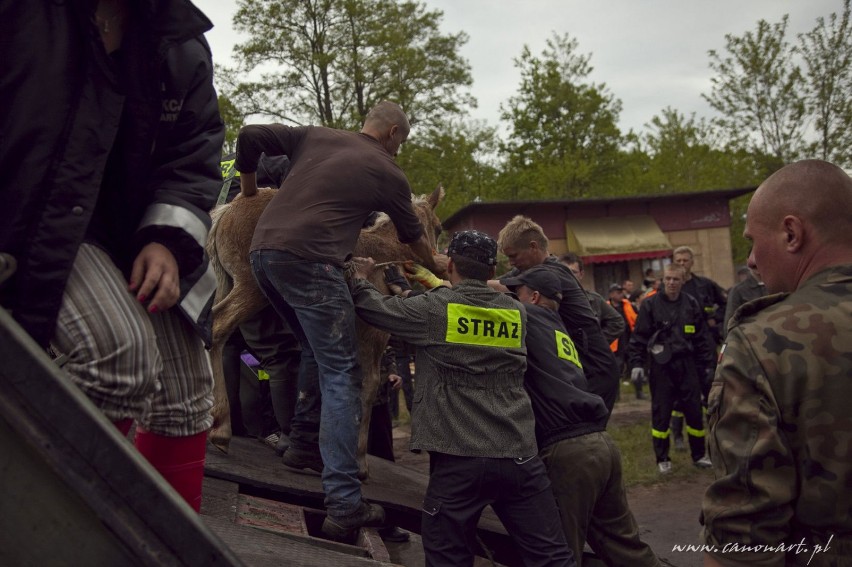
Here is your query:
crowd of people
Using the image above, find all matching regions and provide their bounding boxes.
[2,1,849,565]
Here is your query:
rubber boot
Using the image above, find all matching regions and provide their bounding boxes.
[671,414,686,452]
[134,428,208,512]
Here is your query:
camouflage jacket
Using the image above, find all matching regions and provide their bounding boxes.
[701,265,852,567]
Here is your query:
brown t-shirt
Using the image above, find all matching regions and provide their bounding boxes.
[237,124,423,265]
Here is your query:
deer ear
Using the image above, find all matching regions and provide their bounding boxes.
[427,185,444,209]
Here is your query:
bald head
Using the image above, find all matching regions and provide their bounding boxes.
[751,160,852,244]
[746,159,852,292]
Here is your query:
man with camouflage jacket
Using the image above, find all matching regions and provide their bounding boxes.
[701,160,852,567]
[350,230,574,567]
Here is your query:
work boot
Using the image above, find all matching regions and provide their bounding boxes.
[378,526,411,543]
[322,501,386,542]
[693,456,713,469]
[281,446,324,473]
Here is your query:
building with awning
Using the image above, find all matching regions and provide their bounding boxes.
[565,215,672,264]
[441,187,755,294]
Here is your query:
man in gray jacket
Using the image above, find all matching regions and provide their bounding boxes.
[350,230,574,567]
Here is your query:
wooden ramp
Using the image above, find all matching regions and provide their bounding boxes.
[204,437,520,566]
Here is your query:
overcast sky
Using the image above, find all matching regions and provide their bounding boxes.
[194,0,842,136]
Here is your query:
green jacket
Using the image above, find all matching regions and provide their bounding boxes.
[351,278,537,458]
[702,265,852,566]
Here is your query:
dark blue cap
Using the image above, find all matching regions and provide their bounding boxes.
[447,230,498,266]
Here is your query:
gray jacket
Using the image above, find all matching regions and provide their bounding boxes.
[351,278,537,458]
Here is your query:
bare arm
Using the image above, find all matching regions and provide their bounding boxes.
[407,233,438,272]
[240,171,258,197]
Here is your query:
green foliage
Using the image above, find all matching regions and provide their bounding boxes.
[798,0,852,166]
[221,0,474,129]
[704,16,806,164]
[397,119,501,219]
[498,33,625,199]
[217,92,245,155]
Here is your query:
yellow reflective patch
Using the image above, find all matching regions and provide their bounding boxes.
[651,428,671,439]
[220,158,236,180]
[445,303,522,348]
[554,329,583,369]
[257,369,269,381]
[684,324,695,334]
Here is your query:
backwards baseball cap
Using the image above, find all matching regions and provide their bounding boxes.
[502,265,563,301]
[447,230,498,266]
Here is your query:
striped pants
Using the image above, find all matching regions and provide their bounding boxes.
[51,243,213,436]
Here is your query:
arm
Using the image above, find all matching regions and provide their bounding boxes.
[350,278,432,345]
[627,301,653,368]
[597,296,625,343]
[134,38,224,308]
[701,328,794,567]
[407,233,438,272]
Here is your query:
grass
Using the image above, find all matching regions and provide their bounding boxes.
[610,381,714,487]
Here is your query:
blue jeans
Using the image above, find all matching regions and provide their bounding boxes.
[251,249,362,516]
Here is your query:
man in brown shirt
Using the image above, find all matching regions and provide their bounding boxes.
[237,101,436,541]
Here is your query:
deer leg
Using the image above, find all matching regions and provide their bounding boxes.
[208,284,269,453]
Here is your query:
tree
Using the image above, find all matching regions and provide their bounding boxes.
[397,119,500,217]
[220,0,474,129]
[499,33,625,199]
[640,107,762,193]
[704,16,806,165]
[798,0,852,167]
[217,92,245,155]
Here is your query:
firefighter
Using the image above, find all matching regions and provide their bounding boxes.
[628,264,714,473]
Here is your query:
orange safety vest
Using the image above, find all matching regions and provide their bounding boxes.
[609,299,638,352]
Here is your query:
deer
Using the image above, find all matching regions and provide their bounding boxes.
[205,185,444,480]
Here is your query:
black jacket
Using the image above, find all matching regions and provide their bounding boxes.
[501,256,620,415]
[627,291,714,374]
[0,0,225,346]
[523,304,609,450]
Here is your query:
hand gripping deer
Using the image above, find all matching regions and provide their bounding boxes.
[205,185,444,480]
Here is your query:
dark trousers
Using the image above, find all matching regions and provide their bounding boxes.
[649,357,706,462]
[540,432,659,567]
[367,399,395,462]
[422,452,575,567]
[390,353,414,419]
[239,305,301,435]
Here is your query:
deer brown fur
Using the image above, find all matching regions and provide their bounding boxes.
[205,185,444,480]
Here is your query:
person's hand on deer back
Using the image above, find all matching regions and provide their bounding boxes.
[129,242,180,314]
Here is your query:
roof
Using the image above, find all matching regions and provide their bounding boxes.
[442,186,757,228]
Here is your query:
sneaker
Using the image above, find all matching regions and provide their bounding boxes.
[657,461,672,474]
[281,447,324,473]
[378,525,410,543]
[674,436,686,452]
[260,432,280,450]
[322,501,386,542]
[693,456,713,469]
